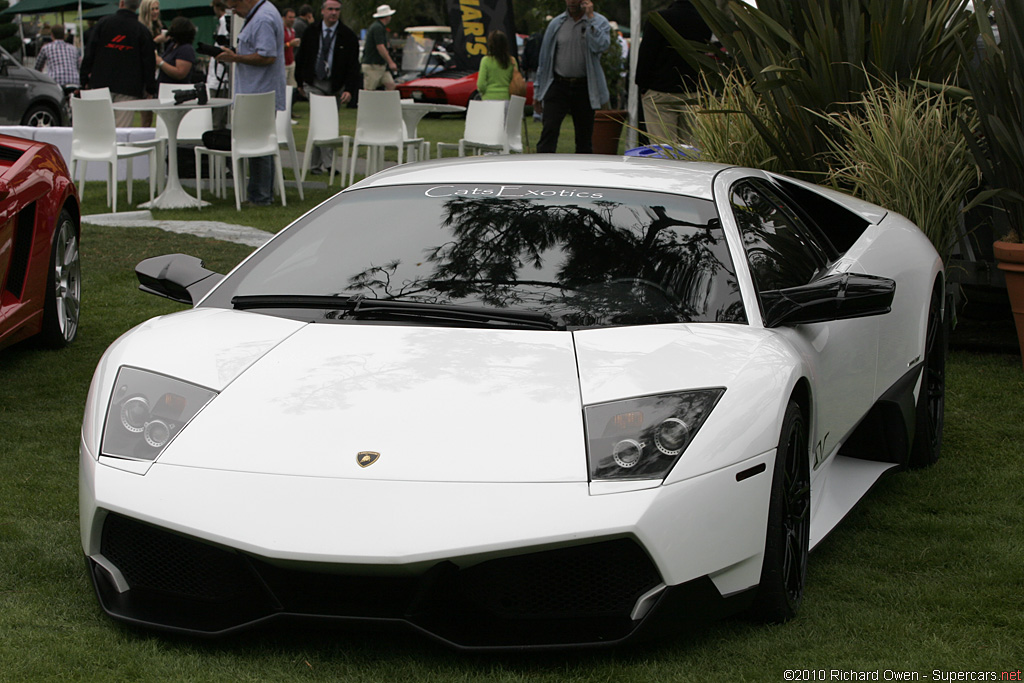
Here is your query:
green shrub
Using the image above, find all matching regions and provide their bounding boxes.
[824,80,979,264]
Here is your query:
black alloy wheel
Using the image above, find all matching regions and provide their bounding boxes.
[753,399,811,623]
[909,286,946,468]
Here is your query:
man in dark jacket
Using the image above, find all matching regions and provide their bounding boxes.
[634,0,711,143]
[80,0,156,126]
[294,0,360,174]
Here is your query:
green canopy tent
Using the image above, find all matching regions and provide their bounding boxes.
[0,0,106,14]
[81,2,115,18]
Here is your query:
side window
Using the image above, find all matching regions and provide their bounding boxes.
[730,180,828,293]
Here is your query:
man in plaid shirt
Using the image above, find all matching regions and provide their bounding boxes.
[34,25,80,86]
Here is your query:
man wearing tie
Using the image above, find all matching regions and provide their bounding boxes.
[295,0,360,174]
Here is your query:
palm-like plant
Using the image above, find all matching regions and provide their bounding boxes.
[957,0,1024,242]
[649,0,977,179]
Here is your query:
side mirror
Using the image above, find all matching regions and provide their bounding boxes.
[761,272,895,328]
[136,254,223,305]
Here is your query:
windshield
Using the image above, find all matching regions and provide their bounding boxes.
[202,184,746,328]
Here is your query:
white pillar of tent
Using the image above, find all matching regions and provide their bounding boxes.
[626,0,640,150]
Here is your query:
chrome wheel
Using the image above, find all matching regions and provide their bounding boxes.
[24,105,59,127]
[41,212,81,347]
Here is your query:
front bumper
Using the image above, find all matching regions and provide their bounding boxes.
[81,441,772,648]
[88,512,752,649]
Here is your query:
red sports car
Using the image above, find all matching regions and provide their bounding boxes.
[0,133,81,351]
[397,70,534,108]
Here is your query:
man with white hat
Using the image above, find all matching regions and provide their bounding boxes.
[361,4,398,91]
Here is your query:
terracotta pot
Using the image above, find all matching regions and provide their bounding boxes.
[591,109,627,155]
[994,240,1024,368]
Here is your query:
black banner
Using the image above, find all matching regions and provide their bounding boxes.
[446,0,517,71]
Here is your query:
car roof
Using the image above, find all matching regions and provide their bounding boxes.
[347,154,729,201]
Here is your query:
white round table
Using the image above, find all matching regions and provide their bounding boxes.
[400,101,466,139]
[112,97,231,209]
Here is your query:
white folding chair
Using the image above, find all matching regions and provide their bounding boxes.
[193,92,287,211]
[349,90,423,182]
[276,85,304,199]
[70,97,155,213]
[300,92,351,188]
[436,100,508,157]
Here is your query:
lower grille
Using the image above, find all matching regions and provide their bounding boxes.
[95,512,664,646]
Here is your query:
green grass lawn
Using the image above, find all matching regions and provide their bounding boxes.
[1,148,1023,679]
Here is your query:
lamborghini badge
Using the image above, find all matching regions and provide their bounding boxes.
[357,451,380,468]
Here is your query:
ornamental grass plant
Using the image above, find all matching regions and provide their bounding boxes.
[685,69,781,172]
[823,80,980,265]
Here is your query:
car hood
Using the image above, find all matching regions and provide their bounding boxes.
[98,310,787,485]
[158,314,588,483]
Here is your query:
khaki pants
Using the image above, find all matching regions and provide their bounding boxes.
[642,90,695,144]
[112,92,140,128]
[361,63,394,91]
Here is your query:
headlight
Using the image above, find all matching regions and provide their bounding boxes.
[585,389,724,481]
[101,367,217,461]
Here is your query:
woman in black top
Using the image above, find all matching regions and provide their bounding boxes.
[156,17,197,85]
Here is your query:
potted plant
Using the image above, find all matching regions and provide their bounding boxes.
[959,0,1024,366]
[592,25,627,155]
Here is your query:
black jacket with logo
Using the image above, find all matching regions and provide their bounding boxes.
[80,9,157,97]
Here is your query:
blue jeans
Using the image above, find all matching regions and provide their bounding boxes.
[247,155,274,205]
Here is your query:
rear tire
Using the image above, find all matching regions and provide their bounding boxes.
[39,210,81,348]
[908,287,945,468]
[753,400,810,623]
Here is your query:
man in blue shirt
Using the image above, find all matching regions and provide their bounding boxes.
[215,0,286,205]
[534,0,611,154]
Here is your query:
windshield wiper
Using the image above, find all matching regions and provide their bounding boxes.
[232,294,361,310]
[231,294,565,330]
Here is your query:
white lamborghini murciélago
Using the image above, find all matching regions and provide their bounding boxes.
[80,155,946,649]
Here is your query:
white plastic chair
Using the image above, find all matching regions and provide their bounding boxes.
[504,95,526,153]
[436,99,508,157]
[70,97,155,213]
[300,92,350,188]
[349,90,423,182]
[193,92,287,211]
[80,87,111,100]
[276,85,304,199]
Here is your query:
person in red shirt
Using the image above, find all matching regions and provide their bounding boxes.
[282,7,299,87]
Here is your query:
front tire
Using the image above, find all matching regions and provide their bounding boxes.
[908,286,945,468]
[753,400,810,623]
[39,210,81,348]
[23,104,60,127]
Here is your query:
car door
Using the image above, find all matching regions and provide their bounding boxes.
[727,177,880,469]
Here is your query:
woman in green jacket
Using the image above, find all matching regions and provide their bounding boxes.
[476,30,517,102]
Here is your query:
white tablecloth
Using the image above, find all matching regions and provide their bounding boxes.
[0,126,157,180]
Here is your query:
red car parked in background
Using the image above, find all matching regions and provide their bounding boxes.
[0,133,81,351]
[397,70,534,108]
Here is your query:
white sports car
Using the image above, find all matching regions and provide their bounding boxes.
[79,156,946,649]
